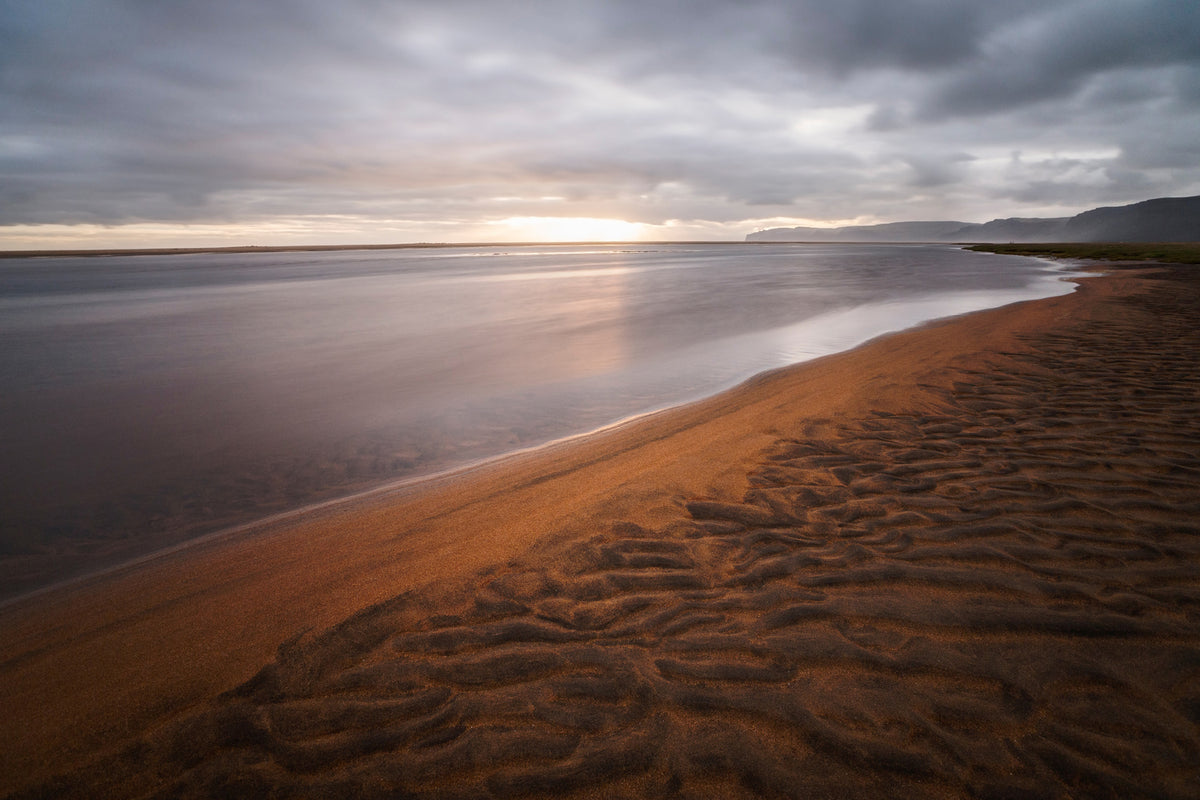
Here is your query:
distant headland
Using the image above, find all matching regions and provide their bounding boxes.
[747,194,1200,243]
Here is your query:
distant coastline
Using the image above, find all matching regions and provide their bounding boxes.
[747,194,1200,243]
[7,193,1198,258]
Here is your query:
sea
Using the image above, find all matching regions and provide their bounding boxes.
[0,243,1073,600]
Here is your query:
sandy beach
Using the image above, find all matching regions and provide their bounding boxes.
[2,262,1199,798]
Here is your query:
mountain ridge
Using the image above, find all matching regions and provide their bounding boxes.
[746,195,1200,243]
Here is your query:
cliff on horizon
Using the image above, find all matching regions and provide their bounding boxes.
[746,195,1200,243]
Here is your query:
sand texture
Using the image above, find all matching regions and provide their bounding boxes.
[3,265,1200,798]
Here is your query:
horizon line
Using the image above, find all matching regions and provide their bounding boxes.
[0,240,809,259]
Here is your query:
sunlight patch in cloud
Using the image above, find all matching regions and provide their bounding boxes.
[488,216,650,242]
[789,105,875,141]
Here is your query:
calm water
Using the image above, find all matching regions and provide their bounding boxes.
[0,243,1071,597]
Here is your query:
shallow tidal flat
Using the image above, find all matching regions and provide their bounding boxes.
[3,263,1200,798]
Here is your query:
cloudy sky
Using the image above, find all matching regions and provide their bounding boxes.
[2,0,1198,247]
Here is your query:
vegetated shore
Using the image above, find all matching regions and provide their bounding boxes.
[2,256,1199,798]
[967,240,1200,264]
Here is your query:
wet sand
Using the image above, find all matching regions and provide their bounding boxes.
[2,264,1199,798]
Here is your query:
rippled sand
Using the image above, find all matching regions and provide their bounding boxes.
[3,264,1199,799]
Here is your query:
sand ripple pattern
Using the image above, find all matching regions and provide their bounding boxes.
[21,272,1200,799]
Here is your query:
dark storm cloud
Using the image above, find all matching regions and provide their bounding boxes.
[1,0,1198,239]
[922,0,1200,118]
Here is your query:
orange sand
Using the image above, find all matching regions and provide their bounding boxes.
[2,264,1199,798]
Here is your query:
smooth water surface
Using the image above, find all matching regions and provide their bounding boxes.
[0,243,1071,597]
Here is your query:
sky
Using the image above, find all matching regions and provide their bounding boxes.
[2,0,1199,248]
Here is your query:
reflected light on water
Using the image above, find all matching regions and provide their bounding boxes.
[765,287,1070,364]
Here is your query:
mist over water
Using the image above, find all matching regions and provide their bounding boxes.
[0,243,1071,598]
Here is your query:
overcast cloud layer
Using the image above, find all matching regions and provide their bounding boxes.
[2,0,1199,245]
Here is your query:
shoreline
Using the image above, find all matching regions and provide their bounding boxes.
[0,391,720,613]
[3,262,1199,797]
[0,245,1073,607]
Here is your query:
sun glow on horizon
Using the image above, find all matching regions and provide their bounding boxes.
[0,216,716,251]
